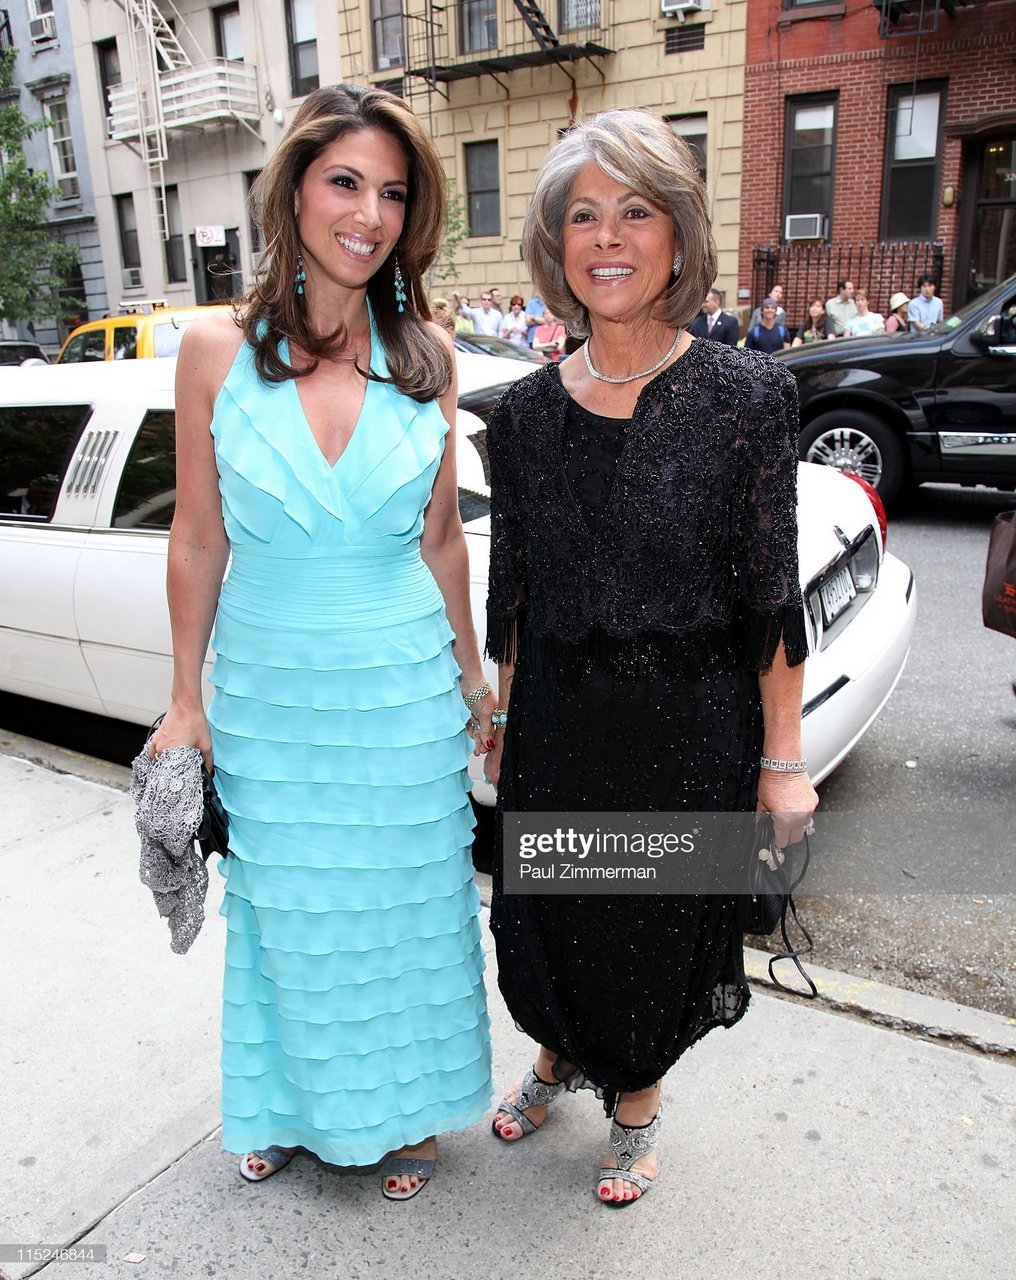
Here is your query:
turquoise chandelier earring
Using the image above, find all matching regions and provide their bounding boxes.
[394,257,407,313]
[294,252,306,296]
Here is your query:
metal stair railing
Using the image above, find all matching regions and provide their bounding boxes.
[512,0,560,51]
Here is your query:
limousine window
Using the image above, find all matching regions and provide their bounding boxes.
[113,410,176,529]
[0,404,92,520]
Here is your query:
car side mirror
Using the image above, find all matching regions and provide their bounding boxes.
[974,313,1016,349]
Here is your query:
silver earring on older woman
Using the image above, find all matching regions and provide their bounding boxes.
[672,253,684,277]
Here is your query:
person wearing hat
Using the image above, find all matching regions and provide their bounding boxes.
[884,292,910,334]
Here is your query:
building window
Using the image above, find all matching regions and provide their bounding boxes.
[664,26,705,56]
[116,194,141,269]
[371,0,404,69]
[460,0,496,55]
[96,38,122,132]
[245,170,264,255]
[286,0,319,97]
[375,77,405,99]
[668,115,707,186]
[29,0,55,15]
[559,0,600,31]
[214,3,243,61]
[465,141,500,237]
[164,186,187,283]
[881,83,944,241]
[43,96,79,201]
[783,94,837,236]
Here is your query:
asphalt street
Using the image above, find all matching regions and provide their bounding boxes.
[772,482,1016,1014]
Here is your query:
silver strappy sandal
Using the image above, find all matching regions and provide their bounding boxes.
[597,1107,662,1207]
[492,1065,573,1142]
[239,1145,295,1183]
[380,1153,436,1202]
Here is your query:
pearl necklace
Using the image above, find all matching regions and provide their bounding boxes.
[583,329,683,384]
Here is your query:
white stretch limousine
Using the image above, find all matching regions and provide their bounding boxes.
[0,357,917,801]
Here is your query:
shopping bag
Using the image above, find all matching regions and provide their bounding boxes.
[982,510,1016,639]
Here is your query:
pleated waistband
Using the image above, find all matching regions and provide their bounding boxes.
[219,546,444,630]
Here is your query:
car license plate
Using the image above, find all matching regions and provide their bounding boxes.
[820,566,856,624]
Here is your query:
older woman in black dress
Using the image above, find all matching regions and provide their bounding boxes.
[483,109,818,1206]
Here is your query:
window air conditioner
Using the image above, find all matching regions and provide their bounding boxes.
[29,13,57,43]
[785,213,825,240]
[661,0,703,15]
[122,267,144,290]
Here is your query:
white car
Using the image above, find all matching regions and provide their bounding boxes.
[0,357,915,806]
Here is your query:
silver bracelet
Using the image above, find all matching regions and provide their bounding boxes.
[462,681,493,710]
[760,756,808,774]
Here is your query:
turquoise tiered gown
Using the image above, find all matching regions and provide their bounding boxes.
[206,325,492,1166]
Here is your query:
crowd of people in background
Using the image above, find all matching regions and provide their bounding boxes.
[425,287,569,361]
[431,273,945,359]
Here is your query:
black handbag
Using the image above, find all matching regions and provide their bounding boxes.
[737,813,816,998]
[196,762,230,862]
[149,714,229,862]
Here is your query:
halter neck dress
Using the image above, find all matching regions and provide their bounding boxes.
[206,321,492,1166]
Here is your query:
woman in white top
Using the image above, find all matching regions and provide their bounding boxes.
[501,294,531,346]
[845,289,885,338]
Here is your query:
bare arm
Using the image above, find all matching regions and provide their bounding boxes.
[756,639,818,847]
[420,325,496,750]
[151,317,240,765]
[483,660,514,786]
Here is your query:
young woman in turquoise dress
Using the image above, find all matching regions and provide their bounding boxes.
[150,84,495,1201]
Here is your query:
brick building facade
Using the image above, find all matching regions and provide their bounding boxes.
[739,0,1016,329]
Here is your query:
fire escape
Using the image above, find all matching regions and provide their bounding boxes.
[873,0,988,37]
[393,0,613,99]
[105,0,260,251]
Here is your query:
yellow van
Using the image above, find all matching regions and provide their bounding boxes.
[56,302,233,364]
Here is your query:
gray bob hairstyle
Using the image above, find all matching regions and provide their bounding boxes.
[521,109,716,337]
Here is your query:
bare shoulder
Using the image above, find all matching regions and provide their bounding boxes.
[425,318,456,356]
[177,308,245,405]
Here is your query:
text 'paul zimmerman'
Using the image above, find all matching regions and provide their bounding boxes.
[515,828,697,880]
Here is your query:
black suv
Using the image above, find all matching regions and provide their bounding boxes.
[777,273,1016,505]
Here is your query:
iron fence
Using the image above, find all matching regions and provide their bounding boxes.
[751,241,946,332]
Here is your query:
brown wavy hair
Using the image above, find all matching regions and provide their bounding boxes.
[522,108,716,338]
[242,84,450,402]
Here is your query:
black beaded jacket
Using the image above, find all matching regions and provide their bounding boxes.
[483,339,809,673]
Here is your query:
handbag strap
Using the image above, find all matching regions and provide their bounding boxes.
[768,893,818,998]
[766,826,818,998]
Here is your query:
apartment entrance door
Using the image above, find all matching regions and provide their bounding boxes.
[190,228,242,303]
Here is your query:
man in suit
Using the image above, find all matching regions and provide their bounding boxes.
[689,289,739,346]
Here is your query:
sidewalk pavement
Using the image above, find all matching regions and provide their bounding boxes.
[1,742,1014,1280]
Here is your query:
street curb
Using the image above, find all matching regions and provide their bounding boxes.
[6,733,1014,1066]
[0,729,131,792]
[742,948,1016,1059]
